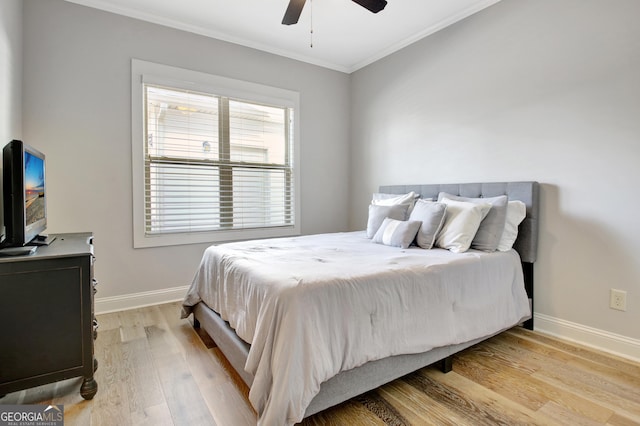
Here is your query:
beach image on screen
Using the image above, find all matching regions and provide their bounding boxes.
[25,151,45,226]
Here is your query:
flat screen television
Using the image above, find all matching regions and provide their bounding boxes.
[2,140,48,247]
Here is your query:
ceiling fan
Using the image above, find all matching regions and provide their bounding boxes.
[282,0,388,25]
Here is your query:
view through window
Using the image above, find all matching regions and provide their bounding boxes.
[144,84,295,236]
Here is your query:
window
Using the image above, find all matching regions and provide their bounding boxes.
[132,60,300,248]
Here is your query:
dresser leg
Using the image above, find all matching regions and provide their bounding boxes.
[93,358,99,372]
[80,377,98,400]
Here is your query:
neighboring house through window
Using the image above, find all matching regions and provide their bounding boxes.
[132,59,300,248]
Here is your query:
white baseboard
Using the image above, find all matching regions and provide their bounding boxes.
[95,285,189,315]
[535,313,640,363]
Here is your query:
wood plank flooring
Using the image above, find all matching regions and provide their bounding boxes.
[1,302,638,425]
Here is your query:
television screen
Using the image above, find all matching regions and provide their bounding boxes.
[24,150,46,228]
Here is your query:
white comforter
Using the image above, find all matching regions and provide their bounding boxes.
[182,231,530,425]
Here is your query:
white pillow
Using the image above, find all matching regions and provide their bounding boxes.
[372,218,422,249]
[371,191,417,214]
[435,199,491,253]
[371,191,417,205]
[437,193,508,252]
[497,200,527,251]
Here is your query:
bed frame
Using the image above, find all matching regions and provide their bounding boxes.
[191,181,539,418]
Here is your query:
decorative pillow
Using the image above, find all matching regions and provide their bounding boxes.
[371,191,418,214]
[435,199,492,253]
[497,200,527,251]
[437,193,508,252]
[366,204,409,238]
[371,191,417,205]
[408,200,447,249]
[372,218,422,249]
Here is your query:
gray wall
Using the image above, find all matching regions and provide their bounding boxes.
[22,0,351,299]
[0,0,23,240]
[350,0,640,340]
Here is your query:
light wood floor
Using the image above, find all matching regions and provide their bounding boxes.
[2,302,639,425]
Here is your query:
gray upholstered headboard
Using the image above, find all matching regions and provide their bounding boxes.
[379,181,540,263]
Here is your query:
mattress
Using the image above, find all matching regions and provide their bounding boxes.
[181,231,531,425]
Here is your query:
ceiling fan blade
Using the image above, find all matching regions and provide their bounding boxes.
[282,0,307,25]
[351,0,387,14]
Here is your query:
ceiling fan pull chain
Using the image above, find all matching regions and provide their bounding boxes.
[310,0,313,48]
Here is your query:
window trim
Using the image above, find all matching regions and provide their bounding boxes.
[131,59,301,248]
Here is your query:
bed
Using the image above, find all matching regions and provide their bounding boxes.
[181,181,539,425]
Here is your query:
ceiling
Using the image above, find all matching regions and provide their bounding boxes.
[65,0,500,73]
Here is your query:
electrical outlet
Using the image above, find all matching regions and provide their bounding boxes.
[610,289,627,311]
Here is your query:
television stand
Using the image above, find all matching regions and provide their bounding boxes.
[0,232,98,400]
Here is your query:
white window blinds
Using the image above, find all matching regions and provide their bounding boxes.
[143,84,295,236]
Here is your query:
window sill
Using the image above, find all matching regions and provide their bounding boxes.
[133,225,301,248]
